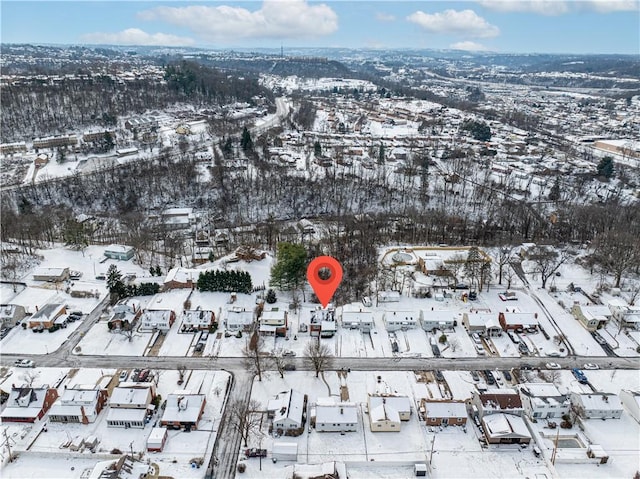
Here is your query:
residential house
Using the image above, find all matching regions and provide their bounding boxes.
[616,306,640,331]
[48,387,109,424]
[272,442,298,462]
[420,309,456,332]
[498,312,539,332]
[570,393,623,419]
[462,312,502,337]
[163,267,199,290]
[383,310,419,331]
[160,392,206,431]
[106,384,155,428]
[108,299,142,331]
[225,306,254,332]
[0,141,27,155]
[341,310,374,333]
[181,309,216,332]
[0,304,26,327]
[309,307,336,338]
[378,291,401,303]
[33,135,78,149]
[571,305,612,331]
[1,385,59,423]
[472,389,523,418]
[368,398,401,432]
[420,400,468,427]
[104,244,135,261]
[140,309,176,332]
[161,207,195,231]
[417,253,449,276]
[368,395,411,421]
[32,267,70,282]
[619,390,640,424]
[482,413,531,445]
[259,308,288,336]
[314,399,358,432]
[268,389,305,434]
[518,383,570,421]
[28,303,67,330]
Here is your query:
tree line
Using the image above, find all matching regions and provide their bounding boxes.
[197,270,252,294]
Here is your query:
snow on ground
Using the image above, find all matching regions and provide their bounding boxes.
[1,318,83,355]
[0,368,230,479]
[76,318,154,356]
[2,456,103,479]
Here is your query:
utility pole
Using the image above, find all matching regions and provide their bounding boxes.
[2,428,15,462]
[551,427,559,465]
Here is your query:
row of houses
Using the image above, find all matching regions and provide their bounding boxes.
[572,299,640,332]
[1,382,207,432]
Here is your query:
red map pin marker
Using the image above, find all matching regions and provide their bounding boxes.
[307,256,343,308]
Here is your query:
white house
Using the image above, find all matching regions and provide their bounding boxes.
[181,309,215,331]
[383,310,419,331]
[341,310,374,332]
[161,392,206,430]
[368,399,401,432]
[225,306,254,332]
[368,395,411,421]
[571,304,612,331]
[519,383,570,421]
[570,393,623,419]
[462,313,502,337]
[269,389,305,433]
[272,442,298,461]
[619,389,640,424]
[48,387,108,424]
[482,413,531,445]
[315,399,358,432]
[106,384,154,428]
[420,309,456,332]
[140,309,176,332]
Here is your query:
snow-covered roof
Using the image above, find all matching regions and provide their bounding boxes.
[273,389,304,426]
[483,413,530,439]
[465,313,500,329]
[316,402,358,424]
[58,388,101,405]
[30,303,65,322]
[342,311,374,324]
[519,383,563,398]
[573,393,622,412]
[369,395,411,414]
[1,387,52,419]
[106,407,147,423]
[147,427,167,443]
[384,310,419,322]
[423,401,467,418]
[110,386,152,408]
[420,310,456,323]
[104,244,134,254]
[161,393,205,423]
[500,312,538,326]
[182,309,214,325]
[370,402,400,423]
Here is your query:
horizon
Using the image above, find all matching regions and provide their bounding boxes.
[1,1,639,55]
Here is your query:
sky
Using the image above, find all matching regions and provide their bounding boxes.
[1,0,639,54]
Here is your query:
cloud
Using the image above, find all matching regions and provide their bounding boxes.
[478,0,570,15]
[82,28,195,46]
[138,0,338,41]
[407,9,500,38]
[479,0,638,15]
[375,12,396,22]
[450,41,489,51]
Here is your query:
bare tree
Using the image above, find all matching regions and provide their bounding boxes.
[591,230,640,288]
[496,246,515,285]
[227,398,262,447]
[21,370,39,387]
[449,337,460,353]
[528,246,570,289]
[304,340,333,378]
[243,331,266,381]
[177,365,187,385]
[270,348,287,379]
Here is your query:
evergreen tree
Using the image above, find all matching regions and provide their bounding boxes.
[314,141,322,157]
[240,126,253,152]
[270,242,307,291]
[107,265,126,303]
[265,289,277,304]
[597,156,614,179]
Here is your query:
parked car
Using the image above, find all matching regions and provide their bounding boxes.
[283,363,296,371]
[572,368,588,384]
[470,371,480,381]
[435,370,445,382]
[468,291,478,301]
[545,362,561,370]
[282,351,296,357]
[583,363,599,370]
[194,343,205,353]
[15,359,35,368]
[503,370,512,382]
[245,448,267,458]
[362,296,372,307]
[484,370,496,384]
[119,370,128,381]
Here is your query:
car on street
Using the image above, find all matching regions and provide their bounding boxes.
[15,359,35,368]
[583,363,599,370]
[545,362,561,370]
[245,448,267,458]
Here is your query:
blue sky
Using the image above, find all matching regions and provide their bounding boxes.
[1,1,639,54]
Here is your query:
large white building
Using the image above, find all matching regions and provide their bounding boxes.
[519,383,569,421]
